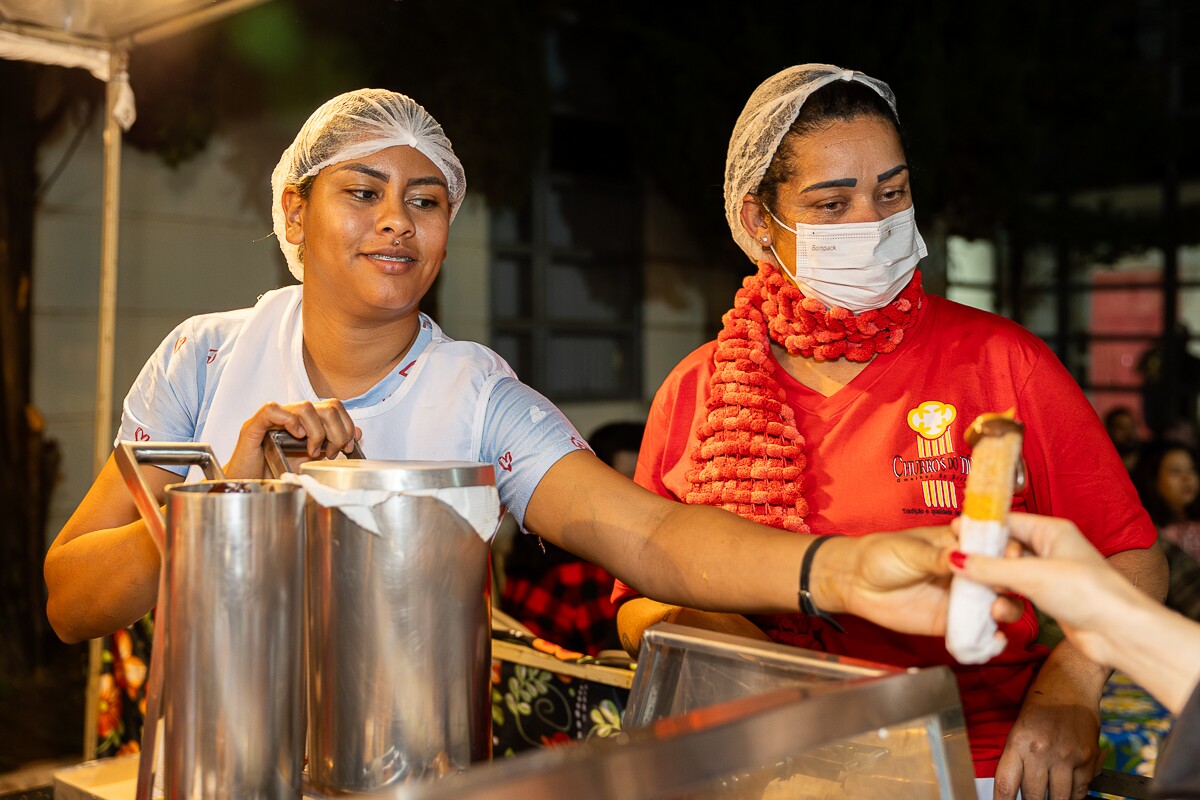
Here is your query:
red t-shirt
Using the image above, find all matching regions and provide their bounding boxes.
[614,294,1156,777]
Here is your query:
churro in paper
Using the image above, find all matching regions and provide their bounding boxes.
[946,410,1024,664]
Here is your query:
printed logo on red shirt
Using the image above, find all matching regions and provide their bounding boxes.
[498,452,514,472]
[895,400,971,514]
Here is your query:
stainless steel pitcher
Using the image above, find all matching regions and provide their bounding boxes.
[295,457,496,792]
[117,442,305,800]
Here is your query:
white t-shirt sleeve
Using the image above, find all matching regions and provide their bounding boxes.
[479,376,587,530]
[116,311,246,476]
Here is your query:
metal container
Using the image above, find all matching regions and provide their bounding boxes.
[116,442,305,800]
[298,458,496,792]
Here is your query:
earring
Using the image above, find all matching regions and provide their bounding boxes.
[761,236,770,243]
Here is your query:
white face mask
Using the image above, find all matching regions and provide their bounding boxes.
[766,205,928,313]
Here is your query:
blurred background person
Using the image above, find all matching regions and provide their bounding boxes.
[500,421,645,656]
[1104,405,1142,472]
[1133,440,1200,620]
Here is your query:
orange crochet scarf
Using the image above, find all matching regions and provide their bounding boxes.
[684,263,924,532]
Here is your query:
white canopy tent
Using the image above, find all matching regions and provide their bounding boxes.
[0,0,270,757]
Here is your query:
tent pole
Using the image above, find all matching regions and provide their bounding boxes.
[83,47,127,762]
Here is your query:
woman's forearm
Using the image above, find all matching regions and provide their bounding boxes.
[1104,592,1200,715]
[45,519,161,643]
[614,501,813,613]
[45,522,161,642]
[44,454,174,643]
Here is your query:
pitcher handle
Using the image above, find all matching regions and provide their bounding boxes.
[115,441,226,552]
[264,430,366,479]
[113,441,222,800]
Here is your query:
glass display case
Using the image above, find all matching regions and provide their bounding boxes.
[387,624,977,799]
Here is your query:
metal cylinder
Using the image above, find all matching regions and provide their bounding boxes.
[301,460,494,792]
[159,480,306,800]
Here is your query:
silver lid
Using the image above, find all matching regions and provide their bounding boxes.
[299,459,495,492]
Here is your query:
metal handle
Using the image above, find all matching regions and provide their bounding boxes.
[264,430,366,479]
[114,442,223,800]
[115,441,226,552]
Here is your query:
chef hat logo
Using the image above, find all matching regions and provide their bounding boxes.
[908,401,957,440]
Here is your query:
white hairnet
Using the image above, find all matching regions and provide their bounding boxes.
[724,64,898,263]
[271,88,467,281]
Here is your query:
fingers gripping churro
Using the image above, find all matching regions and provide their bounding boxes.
[946,411,1025,664]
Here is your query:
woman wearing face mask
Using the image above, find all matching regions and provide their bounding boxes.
[613,64,1166,800]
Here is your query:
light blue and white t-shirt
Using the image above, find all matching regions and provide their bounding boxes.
[117,286,586,528]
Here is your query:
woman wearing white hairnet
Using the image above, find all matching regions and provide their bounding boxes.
[612,65,1166,800]
[44,90,971,675]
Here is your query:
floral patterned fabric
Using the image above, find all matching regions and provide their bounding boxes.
[490,658,628,757]
[95,614,152,758]
[1099,671,1175,778]
[100,623,627,761]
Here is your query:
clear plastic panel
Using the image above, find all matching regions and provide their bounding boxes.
[624,624,894,726]
[669,718,945,799]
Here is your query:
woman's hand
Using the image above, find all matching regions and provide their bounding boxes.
[994,662,1103,800]
[950,511,1200,717]
[224,399,361,479]
[948,512,1140,668]
[823,527,1022,637]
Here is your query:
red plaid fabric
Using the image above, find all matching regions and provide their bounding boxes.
[501,556,620,657]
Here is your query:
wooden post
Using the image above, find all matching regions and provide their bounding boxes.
[83,46,127,762]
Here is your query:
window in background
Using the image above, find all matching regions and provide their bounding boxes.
[946,236,997,314]
[490,114,643,402]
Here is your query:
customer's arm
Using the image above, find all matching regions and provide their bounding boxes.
[954,513,1199,714]
[990,542,1168,799]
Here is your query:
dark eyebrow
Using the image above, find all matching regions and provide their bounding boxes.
[333,163,388,181]
[408,176,448,190]
[800,178,856,192]
[332,163,390,182]
[331,164,447,191]
[877,165,909,182]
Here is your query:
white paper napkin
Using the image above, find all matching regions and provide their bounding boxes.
[279,472,502,543]
[946,516,1009,664]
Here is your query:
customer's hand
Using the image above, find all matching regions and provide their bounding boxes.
[948,512,1142,669]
